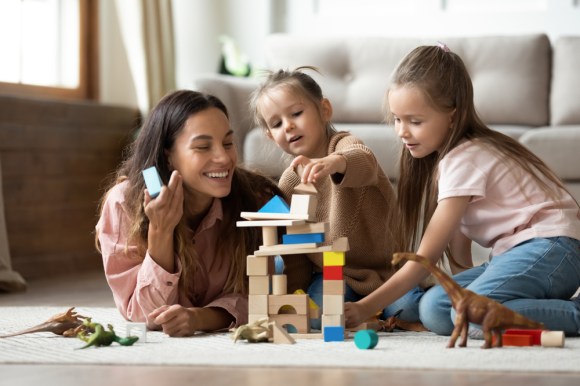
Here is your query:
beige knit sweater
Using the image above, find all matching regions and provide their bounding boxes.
[279,131,398,295]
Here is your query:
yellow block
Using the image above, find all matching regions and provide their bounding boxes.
[294,289,319,310]
[323,251,345,266]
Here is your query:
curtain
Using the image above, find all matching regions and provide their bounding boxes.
[0,158,26,292]
[114,0,176,115]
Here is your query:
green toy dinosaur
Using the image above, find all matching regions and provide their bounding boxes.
[76,318,139,349]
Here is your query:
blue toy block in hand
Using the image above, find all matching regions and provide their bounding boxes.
[142,166,163,198]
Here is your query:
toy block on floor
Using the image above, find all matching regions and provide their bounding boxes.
[282,232,325,245]
[290,194,317,217]
[126,322,147,343]
[503,329,543,345]
[495,333,533,347]
[247,255,269,276]
[323,294,345,315]
[323,265,343,280]
[272,322,296,344]
[541,331,565,347]
[323,251,345,266]
[268,294,308,315]
[258,195,290,213]
[323,326,345,342]
[249,276,270,295]
[354,330,379,350]
[269,314,309,334]
[286,222,329,235]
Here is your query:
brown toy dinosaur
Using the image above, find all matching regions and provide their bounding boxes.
[0,307,89,338]
[392,253,544,349]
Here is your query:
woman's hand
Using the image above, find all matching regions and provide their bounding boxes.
[143,170,184,272]
[148,304,198,337]
[291,154,346,184]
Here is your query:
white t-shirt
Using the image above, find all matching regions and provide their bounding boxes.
[438,140,580,256]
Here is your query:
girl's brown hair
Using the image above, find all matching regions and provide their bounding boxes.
[386,45,570,260]
[96,90,282,300]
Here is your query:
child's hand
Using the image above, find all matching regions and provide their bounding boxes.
[344,301,368,329]
[291,154,346,184]
[149,304,199,337]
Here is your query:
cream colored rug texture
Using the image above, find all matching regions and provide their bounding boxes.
[1,306,579,372]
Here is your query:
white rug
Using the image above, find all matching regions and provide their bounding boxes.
[1,306,579,372]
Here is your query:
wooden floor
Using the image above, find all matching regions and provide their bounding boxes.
[1,270,579,386]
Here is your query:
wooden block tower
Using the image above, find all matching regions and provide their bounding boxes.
[237,182,349,339]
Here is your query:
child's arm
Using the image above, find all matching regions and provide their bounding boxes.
[291,154,346,184]
[148,305,234,337]
[344,196,470,328]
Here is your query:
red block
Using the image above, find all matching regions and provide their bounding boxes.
[500,334,533,347]
[323,265,343,280]
[504,329,543,345]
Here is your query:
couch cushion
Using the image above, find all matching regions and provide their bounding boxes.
[265,34,550,127]
[519,126,580,180]
[551,37,580,125]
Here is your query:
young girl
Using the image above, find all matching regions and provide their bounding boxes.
[344,44,580,336]
[251,67,419,330]
[95,90,310,336]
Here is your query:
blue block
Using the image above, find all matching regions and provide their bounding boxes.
[282,232,325,244]
[142,166,163,198]
[258,195,290,214]
[354,330,379,349]
[323,326,345,342]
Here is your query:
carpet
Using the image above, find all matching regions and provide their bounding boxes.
[1,306,579,372]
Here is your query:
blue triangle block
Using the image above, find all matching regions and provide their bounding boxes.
[258,195,290,214]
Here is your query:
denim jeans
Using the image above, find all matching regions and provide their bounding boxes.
[307,272,425,330]
[419,237,580,336]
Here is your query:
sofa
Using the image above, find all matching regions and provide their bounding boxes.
[192,33,580,202]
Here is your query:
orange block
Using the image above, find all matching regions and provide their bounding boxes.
[493,333,533,347]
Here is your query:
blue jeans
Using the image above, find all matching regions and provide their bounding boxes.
[419,237,580,336]
[307,272,425,330]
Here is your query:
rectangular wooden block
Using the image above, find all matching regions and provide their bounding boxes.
[323,251,345,266]
[323,279,345,295]
[246,255,269,276]
[323,294,344,315]
[290,194,318,217]
[249,276,270,295]
[323,265,343,280]
[268,294,308,315]
[322,314,344,329]
[248,314,269,324]
[286,222,329,235]
[282,232,325,245]
[241,212,313,221]
[323,326,345,342]
[237,219,306,227]
[248,294,269,314]
[269,314,310,334]
[504,329,543,345]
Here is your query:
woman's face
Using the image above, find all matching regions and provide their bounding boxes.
[167,107,237,204]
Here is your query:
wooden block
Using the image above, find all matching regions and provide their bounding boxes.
[269,314,309,334]
[249,276,270,295]
[323,294,344,315]
[541,331,565,347]
[272,322,296,344]
[248,295,268,314]
[290,194,317,217]
[246,255,269,276]
[126,322,147,343]
[323,326,345,342]
[500,334,533,347]
[254,243,334,257]
[262,226,278,246]
[258,195,290,213]
[323,279,345,295]
[282,232,324,244]
[354,330,379,350]
[286,222,329,235]
[272,274,287,295]
[248,314,269,324]
[142,166,163,198]
[268,294,308,315]
[241,212,313,221]
[503,329,543,345]
[259,242,319,252]
[322,314,344,329]
[294,182,317,195]
[329,237,350,252]
[237,219,306,227]
[323,265,343,280]
[323,251,345,266]
[290,332,323,340]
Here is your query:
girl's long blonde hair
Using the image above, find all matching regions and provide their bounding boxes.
[386,45,570,260]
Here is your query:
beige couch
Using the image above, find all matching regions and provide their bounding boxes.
[192,33,580,201]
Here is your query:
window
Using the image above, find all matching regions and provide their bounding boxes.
[0,0,97,100]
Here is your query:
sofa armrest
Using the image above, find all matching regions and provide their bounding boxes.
[191,74,260,162]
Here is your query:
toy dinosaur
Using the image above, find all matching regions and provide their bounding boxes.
[392,253,544,349]
[0,307,89,338]
[231,318,272,343]
[76,318,139,349]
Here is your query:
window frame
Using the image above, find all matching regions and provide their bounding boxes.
[0,0,98,101]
